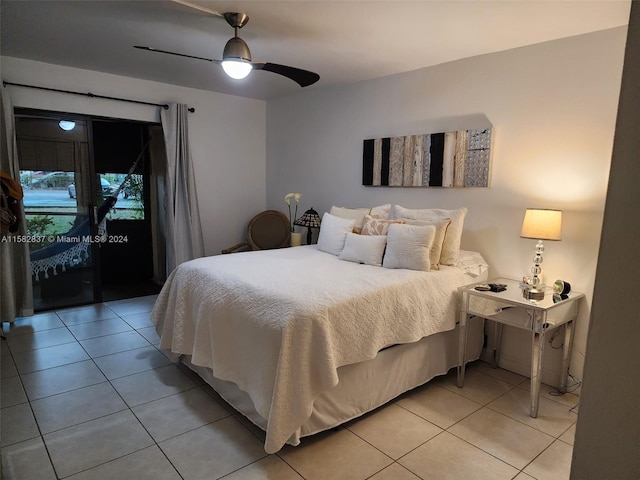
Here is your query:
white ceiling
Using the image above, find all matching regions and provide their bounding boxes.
[1,1,631,100]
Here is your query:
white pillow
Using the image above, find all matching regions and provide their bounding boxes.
[339,233,387,266]
[457,250,490,277]
[329,206,370,232]
[383,224,436,272]
[370,204,392,219]
[330,204,392,221]
[403,218,451,269]
[317,213,357,256]
[391,205,467,265]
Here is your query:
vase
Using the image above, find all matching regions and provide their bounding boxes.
[290,232,302,247]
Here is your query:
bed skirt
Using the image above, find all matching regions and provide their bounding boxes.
[182,315,484,448]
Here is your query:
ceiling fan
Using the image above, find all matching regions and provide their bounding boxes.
[134,3,320,88]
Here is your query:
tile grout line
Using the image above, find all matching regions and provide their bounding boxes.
[483,401,578,439]
[394,430,452,479]
[273,452,309,480]
[517,436,572,479]
[444,369,579,439]
[443,427,529,476]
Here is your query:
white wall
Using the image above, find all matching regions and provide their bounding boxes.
[572,2,640,477]
[266,28,627,386]
[1,56,266,256]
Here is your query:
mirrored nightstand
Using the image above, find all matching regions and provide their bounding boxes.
[457,277,584,417]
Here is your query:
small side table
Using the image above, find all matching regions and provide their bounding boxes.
[457,277,584,417]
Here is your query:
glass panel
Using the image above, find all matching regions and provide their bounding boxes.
[102,173,144,220]
[16,115,97,310]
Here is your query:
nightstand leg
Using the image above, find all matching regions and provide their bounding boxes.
[457,313,470,388]
[492,321,503,368]
[559,320,575,394]
[530,329,545,418]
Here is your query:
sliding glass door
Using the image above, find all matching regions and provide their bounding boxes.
[14,109,165,310]
[15,111,101,310]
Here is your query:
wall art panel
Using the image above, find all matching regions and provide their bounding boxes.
[362,128,492,187]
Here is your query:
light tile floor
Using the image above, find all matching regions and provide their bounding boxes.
[0,295,579,479]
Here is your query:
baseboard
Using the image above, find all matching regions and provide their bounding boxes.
[496,353,561,388]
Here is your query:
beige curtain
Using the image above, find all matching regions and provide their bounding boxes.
[160,104,204,273]
[1,88,34,321]
[148,125,167,284]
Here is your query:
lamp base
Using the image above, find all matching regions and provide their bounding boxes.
[522,276,545,289]
[290,232,302,247]
[522,287,545,301]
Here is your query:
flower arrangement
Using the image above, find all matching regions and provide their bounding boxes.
[284,192,301,232]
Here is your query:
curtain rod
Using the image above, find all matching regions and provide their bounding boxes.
[2,81,195,113]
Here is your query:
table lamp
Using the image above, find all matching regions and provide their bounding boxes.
[520,208,562,298]
[294,208,322,245]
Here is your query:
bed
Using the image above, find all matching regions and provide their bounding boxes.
[152,222,489,453]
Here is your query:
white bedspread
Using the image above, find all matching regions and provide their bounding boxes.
[152,245,470,453]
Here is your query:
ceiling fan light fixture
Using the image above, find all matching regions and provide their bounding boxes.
[221,35,253,80]
[221,60,253,79]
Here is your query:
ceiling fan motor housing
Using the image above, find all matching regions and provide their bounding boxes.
[223,36,252,62]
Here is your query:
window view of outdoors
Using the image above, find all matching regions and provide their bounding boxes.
[20,170,144,251]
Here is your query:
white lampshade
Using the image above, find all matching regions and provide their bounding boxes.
[520,209,562,241]
[221,60,253,80]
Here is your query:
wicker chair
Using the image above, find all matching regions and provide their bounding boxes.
[222,210,291,254]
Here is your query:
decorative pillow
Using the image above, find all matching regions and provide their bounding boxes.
[391,205,467,265]
[382,224,436,272]
[317,213,357,256]
[338,233,387,266]
[403,218,451,269]
[360,215,404,236]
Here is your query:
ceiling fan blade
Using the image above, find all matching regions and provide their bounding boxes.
[134,45,214,63]
[170,0,223,17]
[253,62,320,88]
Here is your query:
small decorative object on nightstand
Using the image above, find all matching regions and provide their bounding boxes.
[458,277,584,418]
[520,208,562,300]
[294,208,321,245]
[553,279,572,302]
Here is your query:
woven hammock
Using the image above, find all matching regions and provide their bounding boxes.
[30,143,147,281]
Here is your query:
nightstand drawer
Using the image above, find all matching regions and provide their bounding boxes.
[545,300,579,327]
[490,307,533,329]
